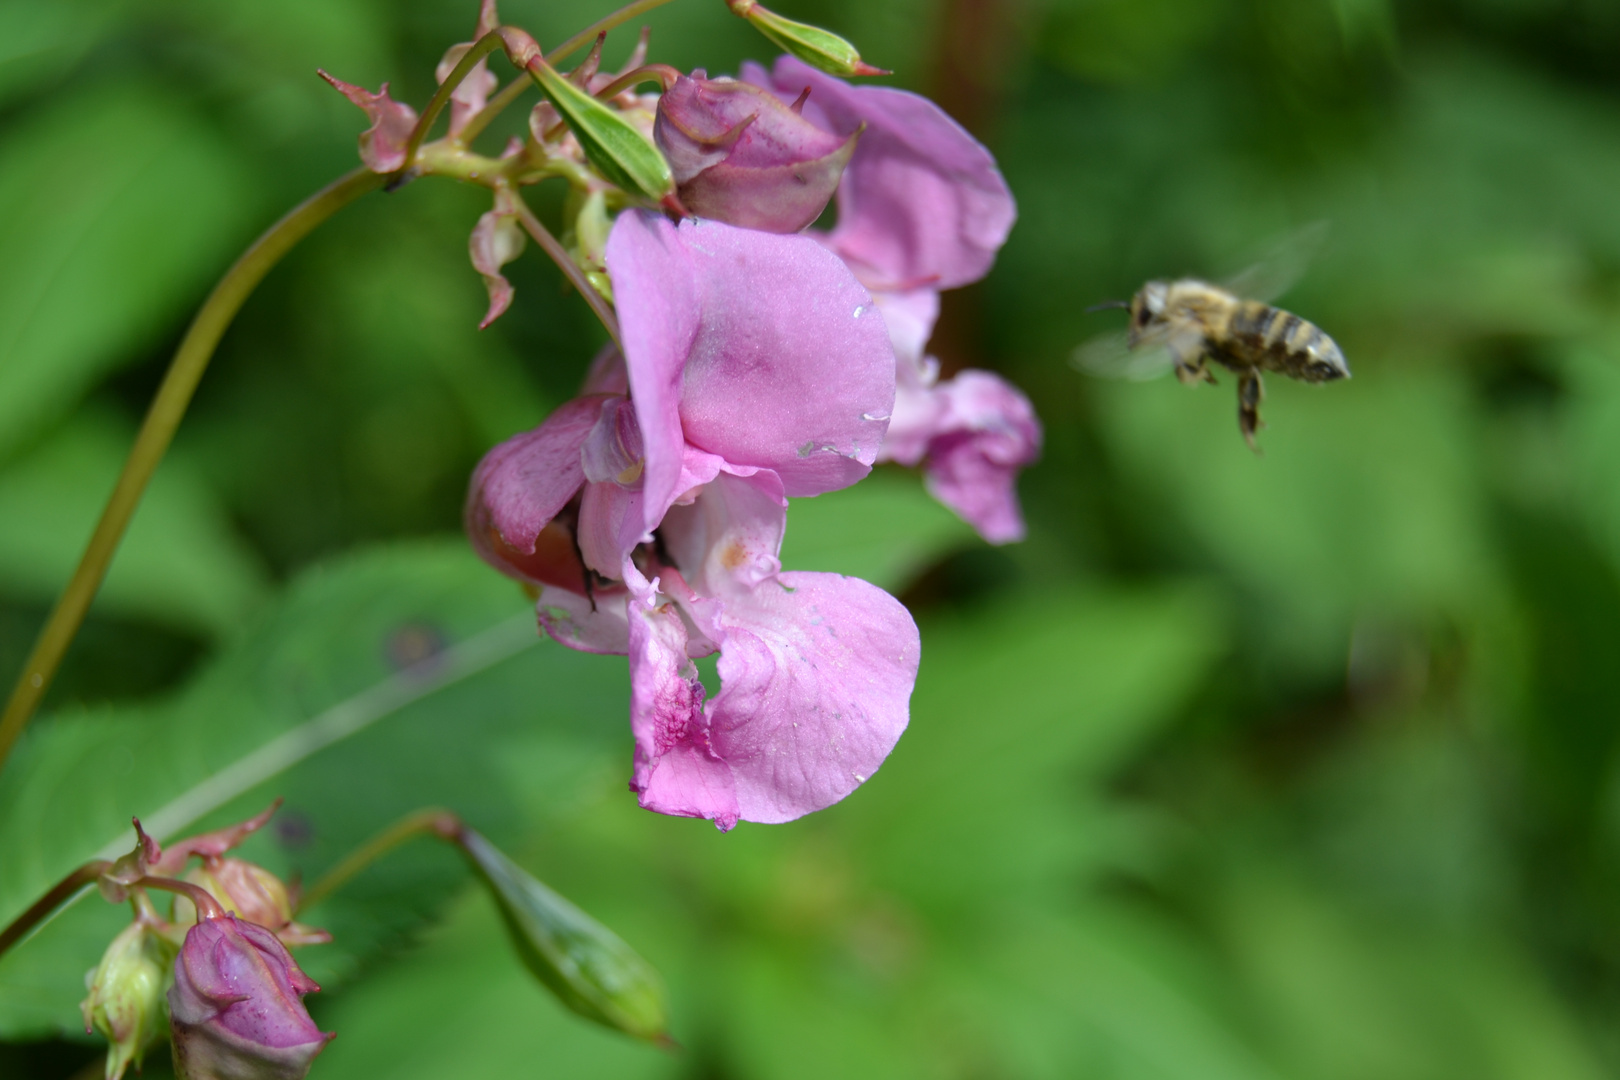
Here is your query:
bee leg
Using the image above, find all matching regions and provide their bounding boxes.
[1174,352,1211,385]
[1238,371,1265,452]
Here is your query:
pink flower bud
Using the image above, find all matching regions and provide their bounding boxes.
[171,859,332,948]
[654,72,858,233]
[168,915,331,1080]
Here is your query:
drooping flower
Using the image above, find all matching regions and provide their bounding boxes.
[724,56,1041,542]
[654,71,859,233]
[168,915,331,1080]
[467,210,919,829]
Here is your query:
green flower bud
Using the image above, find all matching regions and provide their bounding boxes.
[81,921,176,1080]
[526,56,675,203]
[725,0,889,77]
[456,827,671,1044]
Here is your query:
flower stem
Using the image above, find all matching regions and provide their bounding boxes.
[547,0,679,67]
[512,191,622,346]
[296,808,463,913]
[0,861,110,959]
[457,75,532,147]
[0,167,385,780]
[136,876,226,922]
[404,30,507,166]
[591,63,681,100]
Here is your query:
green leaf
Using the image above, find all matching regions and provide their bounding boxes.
[0,411,269,636]
[0,81,254,463]
[457,827,670,1043]
[0,541,631,1039]
[529,60,674,202]
[781,469,975,593]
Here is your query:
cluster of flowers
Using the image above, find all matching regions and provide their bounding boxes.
[327,2,1041,832]
[80,805,332,1080]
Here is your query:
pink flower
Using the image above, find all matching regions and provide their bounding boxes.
[466,211,919,829]
[732,57,1040,542]
[168,915,331,1080]
[654,72,859,233]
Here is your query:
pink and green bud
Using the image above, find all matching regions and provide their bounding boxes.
[170,859,331,948]
[724,0,888,77]
[654,72,858,232]
[317,70,418,174]
[456,826,671,1044]
[81,921,176,1080]
[168,915,332,1080]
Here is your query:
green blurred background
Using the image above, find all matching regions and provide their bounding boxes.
[5,0,1620,1076]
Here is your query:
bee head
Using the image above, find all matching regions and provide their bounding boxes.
[1128,282,1169,343]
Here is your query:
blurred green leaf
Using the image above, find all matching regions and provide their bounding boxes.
[781,469,975,592]
[0,412,268,636]
[0,541,632,1039]
[0,82,255,463]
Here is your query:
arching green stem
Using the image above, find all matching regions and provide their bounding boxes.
[0,860,110,958]
[297,808,463,913]
[0,167,385,780]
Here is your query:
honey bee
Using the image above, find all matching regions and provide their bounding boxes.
[1075,227,1350,449]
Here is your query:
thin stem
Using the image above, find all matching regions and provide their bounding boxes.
[297,808,462,913]
[137,877,226,922]
[404,30,506,165]
[0,861,110,959]
[0,168,385,779]
[591,63,680,101]
[546,0,679,66]
[457,75,532,147]
[512,191,621,346]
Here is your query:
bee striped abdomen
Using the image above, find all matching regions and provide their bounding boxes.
[1227,301,1348,383]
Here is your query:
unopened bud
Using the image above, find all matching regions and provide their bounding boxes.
[654,73,857,232]
[456,826,671,1044]
[170,859,332,948]
[725,1,888,77]
[82,921,175,1080]
[169,915,332,1080]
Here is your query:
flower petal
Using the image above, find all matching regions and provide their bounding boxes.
[884,370,1041,545]
[465,396,605,586]
[606,210,895,501]
[627,591,740,830]
[705,569,920,824]
[755,57,1015,290]
[538,582,631,655]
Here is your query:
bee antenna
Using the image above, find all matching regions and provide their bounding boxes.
[1085,299,1129,313]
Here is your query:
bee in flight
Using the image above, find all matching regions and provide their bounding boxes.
[1075,227,1350,449]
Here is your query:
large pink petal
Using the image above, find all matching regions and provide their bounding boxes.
[705,571,919,824]
[606,210,895,499]
[757,58,1016,291]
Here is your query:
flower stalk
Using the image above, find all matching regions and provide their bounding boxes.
[0,167,385,780]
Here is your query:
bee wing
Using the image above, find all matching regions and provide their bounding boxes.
[1070,330,1177,382]
[1221,220,1330,303]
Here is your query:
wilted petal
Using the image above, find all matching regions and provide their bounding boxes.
[150,802,279,876]
[168,916,330,1080]
[317,71,418,174]
[436,1,502,137]
[748,57,1015,290]
[655,73,858,233]
[465,396,606,586]
[469,187,527,328]
[606,210,895,506]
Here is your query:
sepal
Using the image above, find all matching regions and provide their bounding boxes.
[725,1,888,77]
